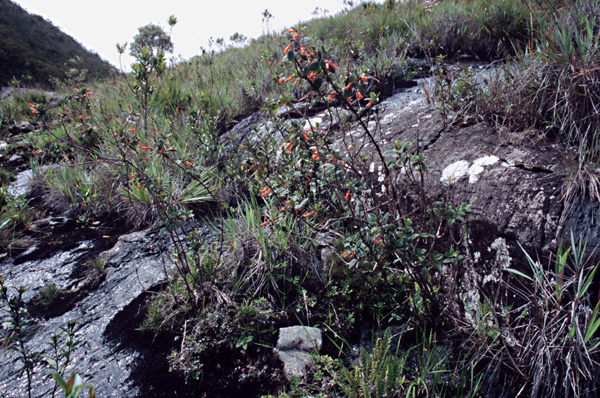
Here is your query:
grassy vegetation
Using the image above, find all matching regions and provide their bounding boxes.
[1,0,600,397]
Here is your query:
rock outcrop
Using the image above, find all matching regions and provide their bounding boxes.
[2,69,597,397]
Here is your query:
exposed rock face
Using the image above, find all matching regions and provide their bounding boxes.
[0,226,210,397]
[275,326,322,378]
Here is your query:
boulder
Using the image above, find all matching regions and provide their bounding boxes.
[275,326,322,378]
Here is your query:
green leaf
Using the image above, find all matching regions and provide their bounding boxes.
[308,61,320,72]
[577,262,598,300]
[504,268,534,282]
[287,49,296,61]
[584,302,600,343]
[51,372,68,392]
[312,77,323,90]
[0,218,12,230]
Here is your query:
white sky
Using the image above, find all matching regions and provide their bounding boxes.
[10,0,382,70]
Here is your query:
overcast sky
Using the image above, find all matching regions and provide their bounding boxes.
[11,0,381,70]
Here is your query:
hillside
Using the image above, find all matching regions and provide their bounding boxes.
[1,1,599,397]
[0,0,114,87]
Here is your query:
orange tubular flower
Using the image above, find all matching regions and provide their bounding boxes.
[366,101,373,108]
[138,184,144,189]
[283,44,292,54]
[286,28,295,33]
[292,32,298,40]
[261,188,272,196]
[307,72,317,81]
[285,142,293,153]
[302,211,314,218]
[186,161,193,167]
[329,93,336,101]
[344,190,350,201]
[345,83,352,91]
[357,91,364,101]
[329,62,338,71]
[260,220,270,227]
[303,132,310,142]
[312,154,320,161]
[278,77,284,84]
[361,75,368,82]
[128,128,136,132]
[284,75,293,83]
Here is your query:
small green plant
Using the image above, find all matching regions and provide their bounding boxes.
[428,55,482,129]
[503,233,600,397]
[83,256,106,285]
[338,328,406,398]
[45,320,82,398]
[0,186,35,254]
[0,277,41,398]
[35,282,63,309]
[51,372,95,398]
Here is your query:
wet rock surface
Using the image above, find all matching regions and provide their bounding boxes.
[0,225,211,397]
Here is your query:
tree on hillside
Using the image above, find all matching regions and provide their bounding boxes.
[130,23,173,57]
[262,9,273,36]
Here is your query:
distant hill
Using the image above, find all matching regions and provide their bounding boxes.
[0,0,115,88]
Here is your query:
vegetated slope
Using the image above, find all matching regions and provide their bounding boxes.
[0,0,114,87]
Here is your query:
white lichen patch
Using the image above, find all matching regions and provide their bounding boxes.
[440,160,470,185]
[304,117,322,130]
[441,155,500,185]
[468,155,499,183]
